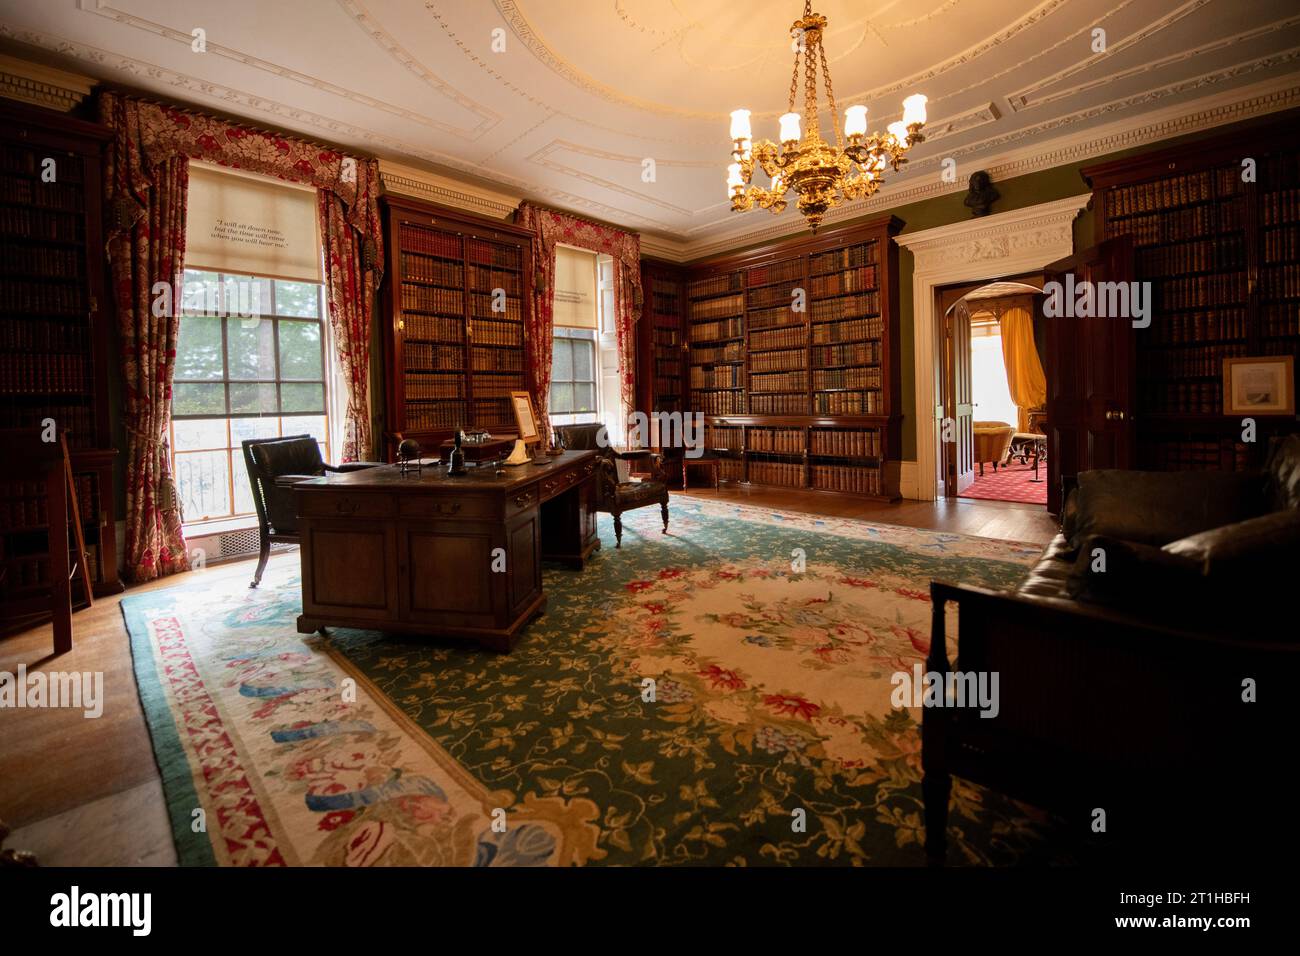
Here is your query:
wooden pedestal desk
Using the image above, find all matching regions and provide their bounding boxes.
[293,450,600,651]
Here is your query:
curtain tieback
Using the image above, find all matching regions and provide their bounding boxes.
[125,424,184,521]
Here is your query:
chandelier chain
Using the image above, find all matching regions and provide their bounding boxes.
[788,45,800,115]
[819,38,841,151]
[803,30,819,136]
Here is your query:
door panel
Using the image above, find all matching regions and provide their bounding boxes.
[1043,237,1137,514]
[950,302,975,493]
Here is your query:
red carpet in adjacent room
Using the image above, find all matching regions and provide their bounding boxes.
[960,458,1048,505]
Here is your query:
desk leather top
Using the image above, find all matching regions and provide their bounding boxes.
[292,449,597,495]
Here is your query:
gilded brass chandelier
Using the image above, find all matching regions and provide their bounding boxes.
[727,1,927,232]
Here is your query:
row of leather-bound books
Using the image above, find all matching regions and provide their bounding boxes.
[1136,236,1245,276]
[811,463,881,495]
[0,352,87,394]
[0,403,94,448]
[1104,166,1240,218]
[810,429,881,458]
[1138,342,1246,379]
[749,371,806,393]
[813,367,879,390]
[0,474,95,529]
[1113,201,1242,248]
[750,348,805,372]
[747,428,804,454]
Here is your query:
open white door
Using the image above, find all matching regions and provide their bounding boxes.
[944,301,976,494]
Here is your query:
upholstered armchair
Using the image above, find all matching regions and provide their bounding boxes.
[554,423,669,548]
[972,421,1015,476]
[242,435,382,587]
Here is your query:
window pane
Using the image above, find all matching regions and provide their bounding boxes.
[230,417,280,446]
[278,319,323,380]
[575,383,595,412]
[174,450,230,522]
[275,280,320,317]
[223,274,272,320]
[181,271,219,314]
[230,382,279,414]
[551,382,573,414]
[281,382,325,414]
[173,418,227,452]
[173,382,226,416]
[552,338,572,382]
[175,314,224,380]
[281,415,327,444]
[573,341,593,381]
[227,317,276,381]
[233,471,258,517]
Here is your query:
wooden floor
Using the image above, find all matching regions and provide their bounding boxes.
[0,490,1055,866]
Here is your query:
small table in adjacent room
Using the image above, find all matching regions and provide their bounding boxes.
[293,450,599,651]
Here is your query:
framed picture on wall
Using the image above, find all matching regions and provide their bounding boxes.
[510,390,542,444]
[1222,356,1295,416]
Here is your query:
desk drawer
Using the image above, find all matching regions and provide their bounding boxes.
[398,495,497,521]
[537,459,596,502]
[298,492,395,519]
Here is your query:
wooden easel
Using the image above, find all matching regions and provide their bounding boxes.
[5,430,93,655]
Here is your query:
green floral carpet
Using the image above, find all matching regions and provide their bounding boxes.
[125,495,1064,866]
[323,497,1061,866]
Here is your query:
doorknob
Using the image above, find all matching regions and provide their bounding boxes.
[1105,409,1126,422]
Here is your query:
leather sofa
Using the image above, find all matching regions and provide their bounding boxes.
[922,435,1300,864]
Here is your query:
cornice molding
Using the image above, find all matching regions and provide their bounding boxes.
[0,52,94,111]
[378,159,521,220]
[896,193,1091,274]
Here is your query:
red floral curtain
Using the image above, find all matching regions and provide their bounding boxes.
[319,191,374,461]
[99,90,384,582]
[515,202,641,445]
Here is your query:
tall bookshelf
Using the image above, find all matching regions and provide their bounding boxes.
[1084,116,1300,471]
[381,197,533,457]
[637,259,687,420]
[683,214,903,498]
[0,100,121,625]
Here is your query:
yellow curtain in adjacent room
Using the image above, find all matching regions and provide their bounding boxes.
[185,162,322,282]
[552,245,598,329]
[999,303,1047,432]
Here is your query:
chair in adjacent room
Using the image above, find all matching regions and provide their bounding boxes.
[972,421,1015,477]
[554,423,670,548]
[242,435,383,587]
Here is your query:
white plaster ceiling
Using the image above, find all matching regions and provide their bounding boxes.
[2,0,1299,256]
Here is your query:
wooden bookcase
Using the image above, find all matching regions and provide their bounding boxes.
[681,214,904,498]
[1083,116,1300,471]
[380,196,534,458]
[0,99,121,623]
[637,258,687,421]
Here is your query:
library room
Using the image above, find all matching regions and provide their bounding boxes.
[0,0,1295,934]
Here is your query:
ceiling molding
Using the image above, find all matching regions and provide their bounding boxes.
[0,51,94,111]
[76,0,498,139]
[1007,7,1300,113]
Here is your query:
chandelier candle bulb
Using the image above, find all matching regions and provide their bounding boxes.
[730,109,753,141]
[887,121,908,144]
[779,112,802,144]
[903,94,928,127]
[844,105,868,139]
[727,163,744,193]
